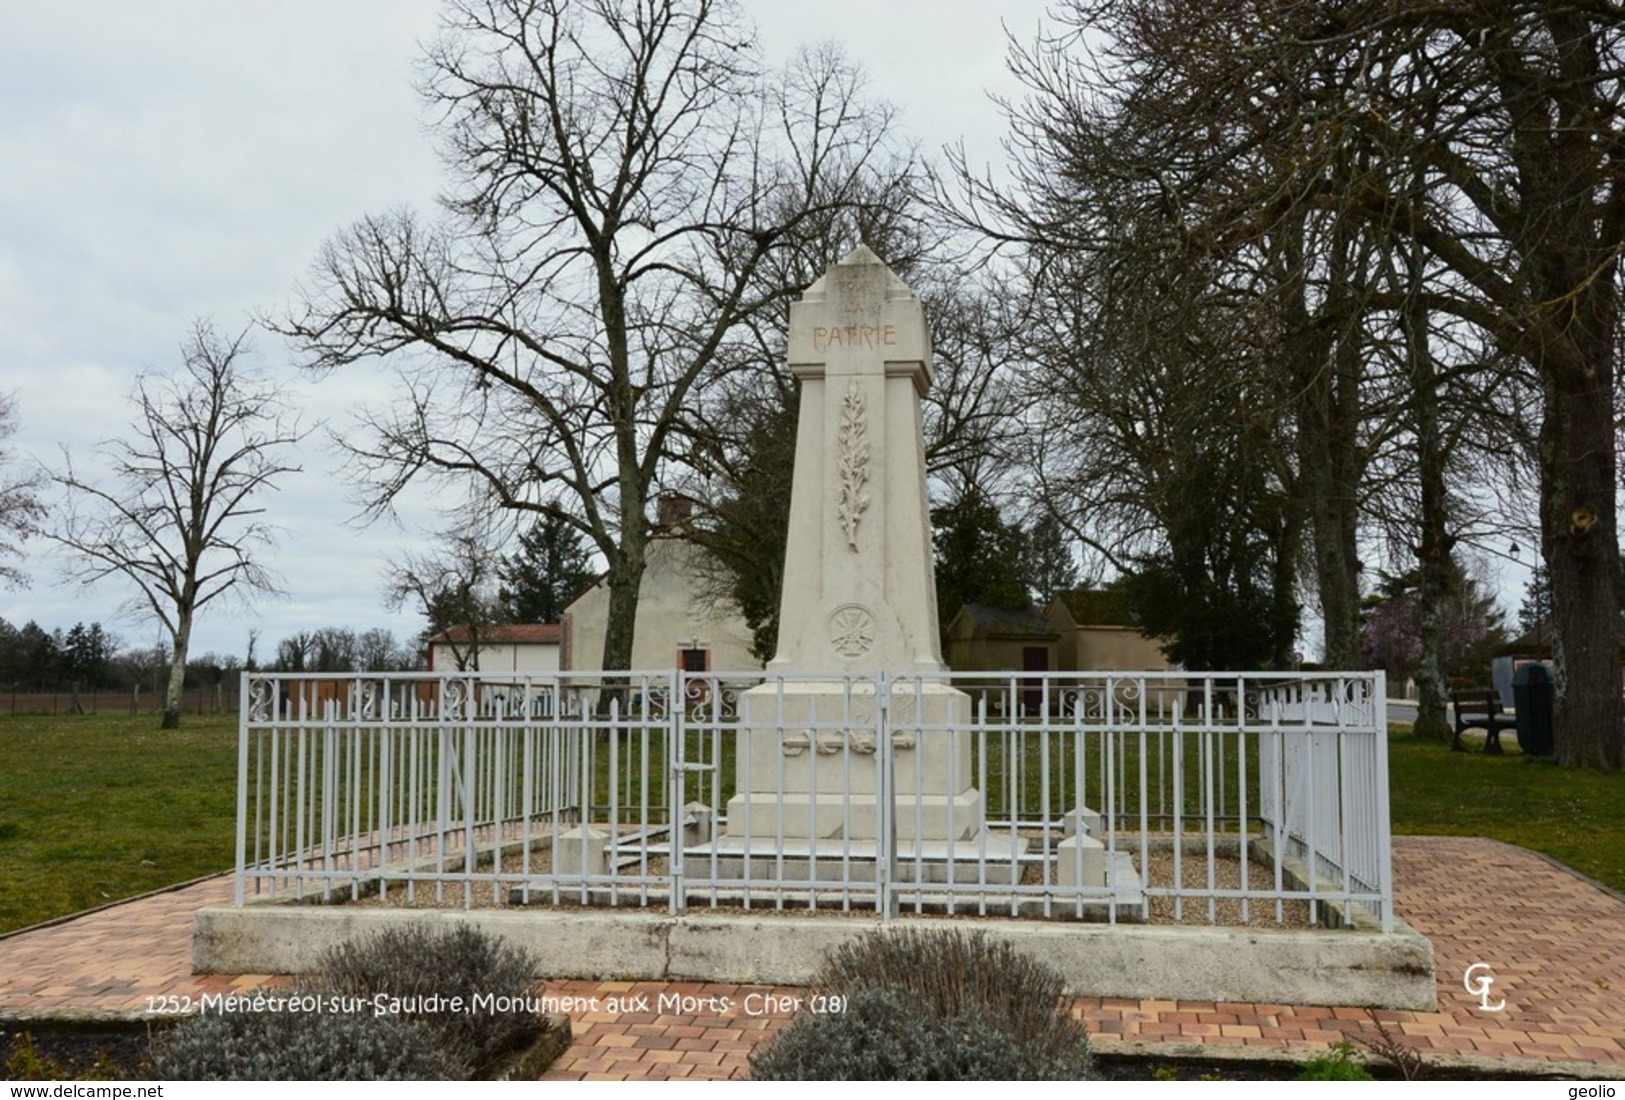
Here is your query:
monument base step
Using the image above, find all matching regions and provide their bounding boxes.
[506,852,1146,921]
[722,791,986,843]
[680,833,1029,885]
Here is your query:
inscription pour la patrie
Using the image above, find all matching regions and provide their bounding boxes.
[810,324,898,351]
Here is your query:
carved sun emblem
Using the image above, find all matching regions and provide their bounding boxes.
[827,604,876,658]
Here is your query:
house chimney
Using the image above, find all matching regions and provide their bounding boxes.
[656,494,694,528]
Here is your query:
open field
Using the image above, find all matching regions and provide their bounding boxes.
[2,713,1621,935]
[0,713,238,934]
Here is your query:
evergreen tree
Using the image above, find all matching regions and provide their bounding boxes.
[685,389,799,665]
[62,623,115,687]
[16,621,60,688]
[497,513,597,624]
[1120,551,1279,672]
[1517,565,1553,639]
[0,618,20,684]
[931,487,1032,629]
[1022,514,1080,609]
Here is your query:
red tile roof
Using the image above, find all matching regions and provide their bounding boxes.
[427,623,562,645]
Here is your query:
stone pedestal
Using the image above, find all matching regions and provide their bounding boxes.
[724,680,982,842]
[554,824,608,877]
[1063,806,1103,839]
[1057,833,1107,889]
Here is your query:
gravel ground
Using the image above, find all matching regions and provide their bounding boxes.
[331,833,1318,928]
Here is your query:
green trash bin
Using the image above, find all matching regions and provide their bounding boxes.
[1511,663,1554,756]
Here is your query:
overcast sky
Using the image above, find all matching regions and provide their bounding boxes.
[0,0,1056,661]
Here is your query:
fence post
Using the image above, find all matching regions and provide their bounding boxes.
[669,669,684,917]
[1373,670,1394,932]
[233,673,252,907]
[877,672,896,920]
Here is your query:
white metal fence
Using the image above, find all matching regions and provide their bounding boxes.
[234,669,1392,931]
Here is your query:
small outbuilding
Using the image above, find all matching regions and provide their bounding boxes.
[942,603,1059,676]
[426,623,562,674]
[1045,588,1174,672]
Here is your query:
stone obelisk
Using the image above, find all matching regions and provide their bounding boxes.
[723,246,983,844]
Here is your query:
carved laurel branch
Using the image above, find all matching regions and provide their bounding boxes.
[836,381,870,551]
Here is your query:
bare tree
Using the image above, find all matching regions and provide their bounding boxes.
[1223,0,1625,770]
[279,1,910,675]
[47,322,302,728]
[0,393,46,588]
[384,515,506,672]
[273,630,315,672]
[967,0,1623,768]
[357,627,415,672]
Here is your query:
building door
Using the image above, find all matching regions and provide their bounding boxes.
[1022,646,1048,714]
[679,647,710,709]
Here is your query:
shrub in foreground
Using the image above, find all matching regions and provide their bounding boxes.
[313,923,543,1069]
[752,988,1097,1081]
[751,928,1097,1080]
[813,927,1094,1066]
[151,998,461,1081]
[152,924,544,1081]
[1298,1041,1374,1081]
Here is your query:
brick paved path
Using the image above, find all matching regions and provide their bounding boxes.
[2,838,1620,1078]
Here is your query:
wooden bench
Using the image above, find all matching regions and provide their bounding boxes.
[1450,690,1517,754]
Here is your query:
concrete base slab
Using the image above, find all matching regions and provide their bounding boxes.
[194,901,1435,1009]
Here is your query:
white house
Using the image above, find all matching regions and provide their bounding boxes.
[562,511,758,675]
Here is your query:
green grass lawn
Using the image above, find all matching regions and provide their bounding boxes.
[1386,726,1625,893]
[1,713,1620,935]
[0,712,239,934]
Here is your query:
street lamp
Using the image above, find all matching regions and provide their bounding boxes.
[1509,542,1544,645]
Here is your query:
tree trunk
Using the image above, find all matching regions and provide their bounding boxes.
[1307,327,1365,672]
[1264,507,1303,670]
[1405,238,1452,743]
[162,615,192,730]
[1285,221,1365,670]
[601,513,648,674]
[1542,345,1622,770]
[596,247,648,682]
[1519,10,1623,771]
[595,499,648,724]
[1411,476,1451,744]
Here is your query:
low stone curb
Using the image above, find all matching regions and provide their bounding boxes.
[194,905,1438,1010]
[1099,1039,1625,1081]
[486,1015,573,1080]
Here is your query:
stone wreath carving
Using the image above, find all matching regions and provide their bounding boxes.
[836,381,870,551]
[781,728,917,756]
